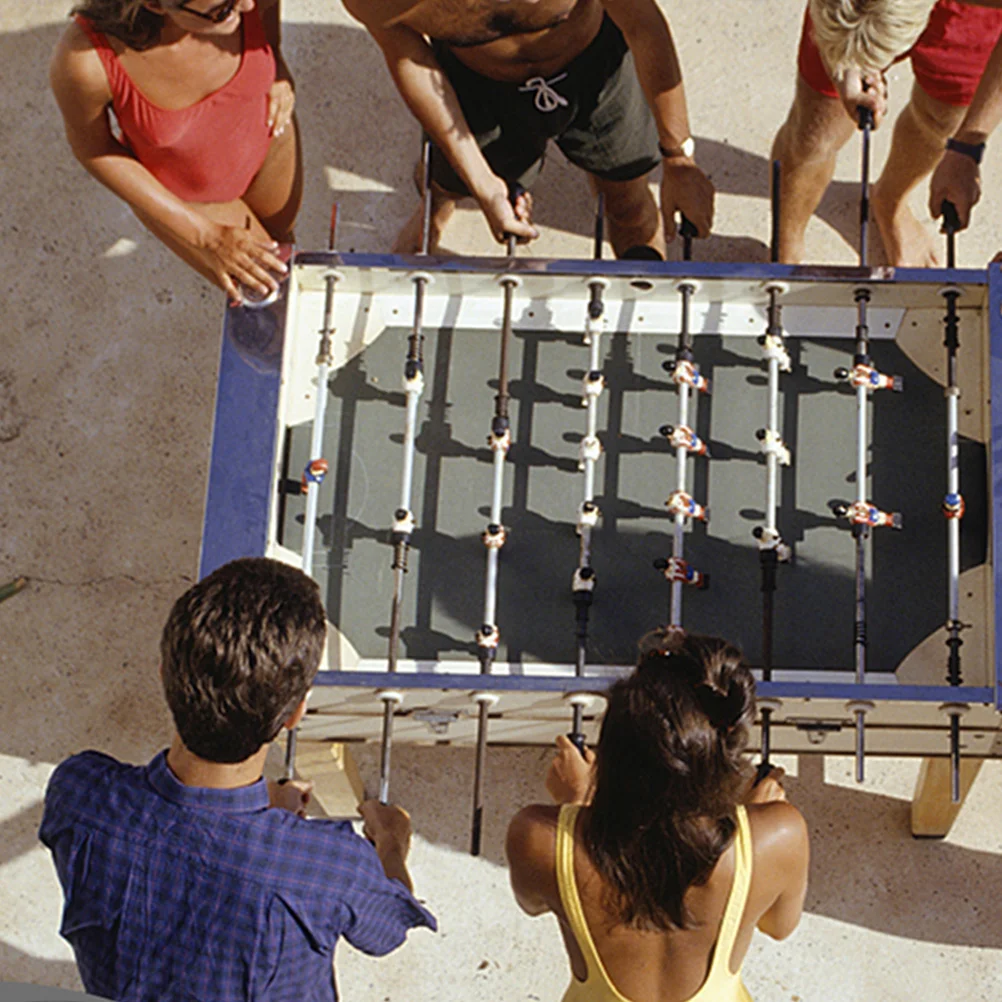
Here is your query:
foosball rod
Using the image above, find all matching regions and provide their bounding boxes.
[754,164,792,783]
[378,138,435,804]
[669,273,696,628]
[471,220,520,856]
[570,196,607,754]
[286,203,341,781]
[853,105,874,779]
[941,200,965,803]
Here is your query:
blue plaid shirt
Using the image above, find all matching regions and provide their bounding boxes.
[40,751,436,1002]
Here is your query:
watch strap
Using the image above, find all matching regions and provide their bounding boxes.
[659,137,695,159]
[945,137,985,164]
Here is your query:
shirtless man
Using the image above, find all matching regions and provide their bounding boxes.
[343,0,714,258]
[772,0,1002,266]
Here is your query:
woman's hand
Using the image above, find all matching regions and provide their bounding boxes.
[746,765,788,805]
[267,79,295,138]
[545,734,595,805]
[201,221,288,302]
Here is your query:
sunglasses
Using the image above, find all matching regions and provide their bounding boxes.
[177,0,239,24]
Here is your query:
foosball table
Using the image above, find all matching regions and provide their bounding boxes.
[200,241,1002,852]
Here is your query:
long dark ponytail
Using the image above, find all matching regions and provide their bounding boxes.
[581,630,756,931]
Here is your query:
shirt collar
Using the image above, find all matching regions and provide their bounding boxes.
[146,749,271,813]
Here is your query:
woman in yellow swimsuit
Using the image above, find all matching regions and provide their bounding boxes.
[506,630,810,1002]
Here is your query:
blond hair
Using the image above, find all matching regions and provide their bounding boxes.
[809,0,937,79]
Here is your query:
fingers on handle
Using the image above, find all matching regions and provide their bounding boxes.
[941,199,961,233]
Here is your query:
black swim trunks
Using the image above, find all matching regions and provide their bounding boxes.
[429,14,661,195]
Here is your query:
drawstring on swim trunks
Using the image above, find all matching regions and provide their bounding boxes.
[519,73,569,113]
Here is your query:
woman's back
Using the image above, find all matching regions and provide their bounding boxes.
[509,796,807,1002]
[506,631,809,1002]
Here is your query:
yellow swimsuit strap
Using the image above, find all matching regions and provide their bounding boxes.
[554,805,754,1002]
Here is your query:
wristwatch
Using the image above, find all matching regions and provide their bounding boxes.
[945,137,985,164]
[659,137,695,159]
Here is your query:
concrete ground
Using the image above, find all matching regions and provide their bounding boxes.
[1,0,1000,999]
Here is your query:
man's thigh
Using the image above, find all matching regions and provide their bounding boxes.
[428,45,556,196]
[554,23,660,183]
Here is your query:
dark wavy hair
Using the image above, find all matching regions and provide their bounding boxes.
[160,557,327,763]
[581,629,756,931]
[72,1,183,51]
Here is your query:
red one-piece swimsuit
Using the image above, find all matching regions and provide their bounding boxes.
[74,8,276,203]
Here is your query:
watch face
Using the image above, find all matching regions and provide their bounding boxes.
[681,136,695,158]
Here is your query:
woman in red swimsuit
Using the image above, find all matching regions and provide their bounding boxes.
[50,0,300,301]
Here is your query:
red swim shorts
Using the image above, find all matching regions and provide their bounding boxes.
[798,0,1002,106]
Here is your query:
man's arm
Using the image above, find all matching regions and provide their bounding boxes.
[600,0,714,238]
[341,0,536,243]
[929,23,1002,227]
[358,799,416,893]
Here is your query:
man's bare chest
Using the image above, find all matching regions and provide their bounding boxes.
[400,0,582,47]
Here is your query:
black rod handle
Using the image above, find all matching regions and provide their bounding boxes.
[770,160,781,264]
[941,200,960,269]
[680,215,697,262]
[593,193,605,261]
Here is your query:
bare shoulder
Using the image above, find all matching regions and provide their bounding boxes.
[746,801,809,866]
[506,803,561,860]
[50,19,111,104]
[342,0,422,32]
[506,804,561,916]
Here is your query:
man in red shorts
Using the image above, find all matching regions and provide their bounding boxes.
[772,0,1002,265]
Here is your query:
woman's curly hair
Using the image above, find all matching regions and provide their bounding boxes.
[581,629,756,931]
[72,1,182,51]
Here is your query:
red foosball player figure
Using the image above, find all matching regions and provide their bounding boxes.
[654,556,709,589]
[667,359,711,394]
[660,424,709,456]
[666,490,709,522]
[943,493,965,519]
[301,458,329,493]
[835,364,903,392]
[837,500,902,529]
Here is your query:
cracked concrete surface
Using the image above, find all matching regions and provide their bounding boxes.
[1,1,1001,1000]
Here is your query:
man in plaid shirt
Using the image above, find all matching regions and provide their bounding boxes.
[40,557,436,1001]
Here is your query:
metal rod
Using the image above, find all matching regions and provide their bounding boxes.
[471,227,519,854]
[287,203,341,777]
[420,135,433,257]
[471,699,490,855]
[941,201,964,803]
[770,159,781,264]
[855,709,866,782]
[851,283,872,782]
[593,192,605,260]
[858,107,873,266]
[378,699,395,804]
[755,282,791,774]
[380,263,432,801]
[570,197,607,755]
[283,728,297,781]
[950,713,961,803]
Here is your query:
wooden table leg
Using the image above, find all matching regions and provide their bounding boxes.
[910,756,983,838]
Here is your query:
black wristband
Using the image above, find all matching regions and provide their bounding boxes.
[945,137,985,164]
